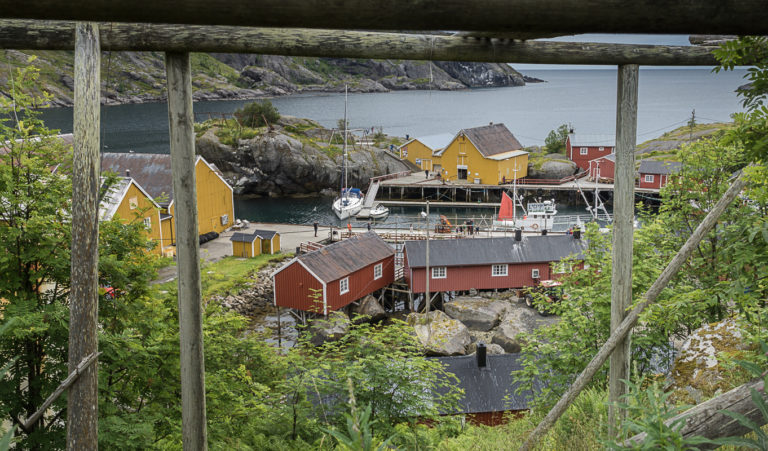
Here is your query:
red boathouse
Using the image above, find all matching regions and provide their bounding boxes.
[272,232,395,315]
[588,153,615,182]
[403,234,586,293]
[566,132,615,171]
[637,159,681,189]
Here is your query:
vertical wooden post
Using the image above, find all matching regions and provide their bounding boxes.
[609,64,638,431]
[68,21,100,451]
[165,52,208,451]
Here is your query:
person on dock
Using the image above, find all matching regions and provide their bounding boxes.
[367,222,371,231]
[313,221,319,237]
[347,222,352,235]
[425,169,429,179]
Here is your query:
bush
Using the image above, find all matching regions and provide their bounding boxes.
[235,100,280,128]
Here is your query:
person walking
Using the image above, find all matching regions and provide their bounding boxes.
[425,169,429,178]
[313,221,319,237]
[347,222,352,235]
[367,222,371,231]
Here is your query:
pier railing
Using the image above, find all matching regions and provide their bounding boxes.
[299,241,324,254]
[516,170,589,186]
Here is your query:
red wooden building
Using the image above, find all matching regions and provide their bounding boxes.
[588,153,615,181]
[272,232,395,315]
[566,133,615,171]
[637,159,681,189]
[403,234,586,293]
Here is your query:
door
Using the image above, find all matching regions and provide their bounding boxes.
[457,167,468,180]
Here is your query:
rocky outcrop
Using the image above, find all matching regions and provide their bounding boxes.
[527,157,578,179]
[309,312,350,347]
[407,310,471,356]
[196,117,411,196]
[491,307,545,353]
[443,297,508,331]
[353,295,387,323]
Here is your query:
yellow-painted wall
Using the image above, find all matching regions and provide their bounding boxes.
[113,183,163,255]
[437,134,528,184]
[232,239,260,258]
[273,235,281,253]
[261,234,281,254]
[400,139,437,171]
[160,216,175,256]
[196,159,235,236]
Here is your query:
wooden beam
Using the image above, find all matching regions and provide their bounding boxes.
[608,64,638,432]
[0,1,766,35]
[165,52,208,450]
[68,21,100,451]
[0,20,719,66]
[519,169,751,451]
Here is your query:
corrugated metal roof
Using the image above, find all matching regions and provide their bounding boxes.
[253,229,278,240]
[404,235,586,268]
[568,133,616,147]
[101,153,174,206]
[486,149,528,161]
[638,159,682,175]
[432,353,543,413]
[230,232,259,243]
[401,133,455,152]
[98,177,133,221]
[461,123,523,157]
[298,232,394,283]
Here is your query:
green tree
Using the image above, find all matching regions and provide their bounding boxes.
[544,124,570,154]
[234,100,280,128]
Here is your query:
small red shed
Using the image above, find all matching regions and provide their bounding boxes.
[403,234,585,294]
[588,153,615,181]
[637,159,681,189]
[272,232,395,315]
[566,133,615,171]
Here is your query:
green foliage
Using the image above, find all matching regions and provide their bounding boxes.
[544,124,570,154]
[235,100,281,128]
[322,380,392,451]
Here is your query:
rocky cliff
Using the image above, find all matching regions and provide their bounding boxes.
[0,50,539,107]
[196,116,410,197]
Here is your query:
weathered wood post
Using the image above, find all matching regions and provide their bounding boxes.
[610,64,638,430]
[68,21,100,450]
[165,52,208,450]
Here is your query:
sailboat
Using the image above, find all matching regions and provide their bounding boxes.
[332,86,363,220]
[494,167,558,231]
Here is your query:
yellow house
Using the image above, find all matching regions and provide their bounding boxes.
[398,133,454,172]
[230,229,281,257]
[101,153,235,256]
[99,177,164,255]
[436,123,528,184]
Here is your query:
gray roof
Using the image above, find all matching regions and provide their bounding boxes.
[230,229,278,243]
[432,353,543,413]
[405,133,455,152]
[101,153,174,206]
[404,235,586,268]
[461,123,523,157]
[638,159,682,175]
[568,133,615,147]
[297,232,394,283]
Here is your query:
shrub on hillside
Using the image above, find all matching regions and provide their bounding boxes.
[235,100,280,127]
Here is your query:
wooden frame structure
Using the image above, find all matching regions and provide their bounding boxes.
[1,4,764,450]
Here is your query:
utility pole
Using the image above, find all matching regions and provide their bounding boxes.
[688,109,696,142]
[422,201,431,341]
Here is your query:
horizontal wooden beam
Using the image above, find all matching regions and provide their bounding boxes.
[0,1,766,35]
[0,21,718,66]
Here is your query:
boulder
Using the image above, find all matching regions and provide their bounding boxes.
[491,308,541,353]
[308,312,350,347]
[353,294,387,323]
[407,310,471,356]
[467,342,506,355]
[444,297,508,331]
[527,159,578,179]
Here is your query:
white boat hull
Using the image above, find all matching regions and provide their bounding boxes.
[368,205,389,219]
[333,196,363,220]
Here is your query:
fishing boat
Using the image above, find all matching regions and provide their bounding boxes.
[332,86,364,220]
[495,191,558,231]
[368,202,389,219]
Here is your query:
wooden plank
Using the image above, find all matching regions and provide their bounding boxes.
[165,51,208,451]
[519,169,751,451]
[68,21,99,451]
[608,64,638,432]
[0,1,765,35]
[0,20,719,66]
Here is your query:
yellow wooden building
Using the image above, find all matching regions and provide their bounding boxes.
[398,133,454,172]
[99,177,164,255]
[101,153,235,256]
[230,230,281,257]
[436,123,528,184]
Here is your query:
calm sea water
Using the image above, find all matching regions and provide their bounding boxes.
[38,68,747,225]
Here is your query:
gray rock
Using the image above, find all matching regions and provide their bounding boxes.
[527,159,578,179]
[491,308,540,353]
[444,297,508,331]
[353,294,387,323]
[407,310,471,356]
[309,312,350,347]
[467,342,506,355]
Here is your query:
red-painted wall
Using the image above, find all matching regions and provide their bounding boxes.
[409,262,553,293]
[638,172,668,189]
[325,256,395,311]
[273,261,325,313]
[588,157,615,180]
[567,137,614,171]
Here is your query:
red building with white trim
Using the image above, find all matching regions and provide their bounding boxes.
[637,159,681,189]
[403,234,586,293]
[272,232,395,315]
[588,154,615,181]
[566,133,615,171]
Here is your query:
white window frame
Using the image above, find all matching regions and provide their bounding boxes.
[129,196,138,209]
[491,264,508,277]
[598,146,605,151]
[531,268,540,279]
[143,216,152,230]
[579,147,588,155]
[644,174,655,183]
[432,267,447,279]
[339,277,349,295]
[374,263,383,280]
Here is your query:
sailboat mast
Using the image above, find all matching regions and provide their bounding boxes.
[512,165,517,223]
[342,85,348,196]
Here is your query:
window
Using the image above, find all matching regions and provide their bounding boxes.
[374,263,383,280]
[531,268,540,279]
[143,217,152,230]
[339,277,349,294]
[644,174,654,183]
[129,196,138,209]
[432,267,447,279]
[580,147,588,155]
[599,146,605,151]
[492,264,508,277]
